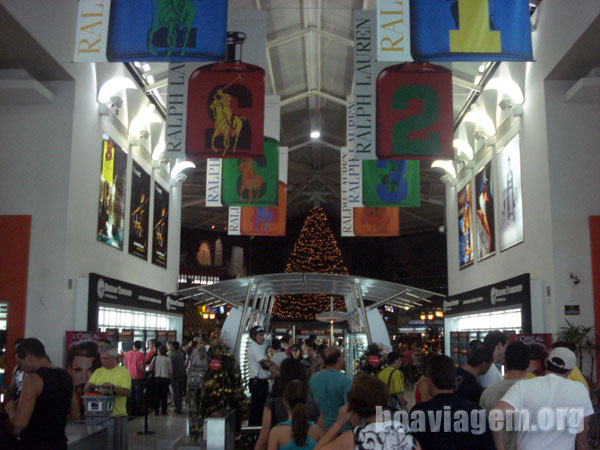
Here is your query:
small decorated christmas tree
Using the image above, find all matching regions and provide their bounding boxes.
[189,340,248,440]
[273,207,349,319]
[356,343,385,376]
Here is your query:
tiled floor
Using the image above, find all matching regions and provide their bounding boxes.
[128,406,201,450]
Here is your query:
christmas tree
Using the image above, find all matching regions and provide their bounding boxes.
[273,207,349,319]
[189,340,248,440]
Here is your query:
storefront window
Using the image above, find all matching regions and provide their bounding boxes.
[455,308,522,333]
[98,306,178,333]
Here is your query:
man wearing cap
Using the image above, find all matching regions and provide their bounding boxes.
[247,326,277,426]
[492,347,593,450]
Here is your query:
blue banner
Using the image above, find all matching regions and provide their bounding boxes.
[106,0,227,62]
[410,0,532,61]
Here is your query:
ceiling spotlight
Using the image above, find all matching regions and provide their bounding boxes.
[310,130,320,139]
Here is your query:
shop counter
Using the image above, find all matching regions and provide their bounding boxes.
[67,422,109,450]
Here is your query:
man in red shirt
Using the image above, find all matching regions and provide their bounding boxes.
[124,340,146,415]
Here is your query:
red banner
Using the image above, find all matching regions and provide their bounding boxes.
[376,62,453,160]
[353,207,400,236]
[240,182,287,236]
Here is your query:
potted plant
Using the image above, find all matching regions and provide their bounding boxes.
[557,320,595,381]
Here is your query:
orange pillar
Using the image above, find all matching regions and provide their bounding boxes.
[590,216,600,387]
[0,216,31,386]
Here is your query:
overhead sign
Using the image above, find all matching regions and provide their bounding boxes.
[443,273,532,332]
[74,0,228,62]
[87,273,184,331]
[410,0,533,61]
[377,0,412,62]
[166,10,266,159]
[362,159,420,207]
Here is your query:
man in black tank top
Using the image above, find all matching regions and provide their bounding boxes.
[5,338,79,450]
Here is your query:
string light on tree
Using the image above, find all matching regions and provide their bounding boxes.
[273,207,349,319]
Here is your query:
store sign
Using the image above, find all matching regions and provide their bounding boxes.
[443,273,531,331]
[564,305,580,316]
[88,273,183,330]
[508,333,552,350]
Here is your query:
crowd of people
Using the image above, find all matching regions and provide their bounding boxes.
[248,327,596,450]
[0,329,595,450]
[0,334,211,449]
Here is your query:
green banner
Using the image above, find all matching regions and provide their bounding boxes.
[362,159,420,207]
[222,138,279,206]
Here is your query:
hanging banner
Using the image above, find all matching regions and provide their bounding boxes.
[355,12,452,160]
[221,137,279,207]
[410,0,533,62]
[377,0,412,62]
[166,10,266,159]
[353,11,377,160]
[152,182,169,268]
[362,159,420,207]
[498,134,523,251]
[128,160,151,260]
[229,146,288,235]
[97,137,127,250]
[475,160,495,260]
[205,158,223,207]
[74,0,228,62]
[458,180,474,268]
[376,63,453,160]
[346,96,356,158]
[235,182,287,236]
[353,207,400,237]
[340,147,355,237]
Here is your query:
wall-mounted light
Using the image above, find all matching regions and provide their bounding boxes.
[431,160,457,185]
[310,130,320,139]
[427,313,434,321]
[170,160,196,183]
[463,110,496,138]
[209,313,216,320]
[420,313,426,321]
[129,103,162,139]
[435,310,444,318]
[203,313,209,320]
[485,77,524,117]
[97,77,137,114]
[453,139,474,166]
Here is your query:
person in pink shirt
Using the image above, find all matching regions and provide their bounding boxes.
[124,340,146,415]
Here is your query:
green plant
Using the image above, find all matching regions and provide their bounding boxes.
[557,320,594,379]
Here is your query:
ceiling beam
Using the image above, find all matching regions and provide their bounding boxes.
[281,89,346,107]
[266,26,353,50]
[289,138,341,152]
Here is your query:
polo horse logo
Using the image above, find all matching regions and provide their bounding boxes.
[209,74,246,156]
[254,207,273,233]
[148,0,197,57]
[238,159,262,203]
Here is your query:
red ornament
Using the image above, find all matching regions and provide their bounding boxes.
[209,358,223,371]
[367,355,382,367]
[186,32,264,159]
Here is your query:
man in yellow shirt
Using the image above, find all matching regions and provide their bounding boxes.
[377,351,407,410]
[85,346,132,416]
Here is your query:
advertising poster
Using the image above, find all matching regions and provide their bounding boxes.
[362,159,420,207]
[166,10,267,159]
[410,0,533,62]
[221,137,279,207]
[152,182,169,268]
[458,181,474,268]
[128,160,151,260]
[353,207,400,236]
[497,134,523,251]
[234,182,287,236]
[97,137,127,250]
[73,0,228,62]
[65,331,107,398]
[354,11,453,160]
[475,160,495,260]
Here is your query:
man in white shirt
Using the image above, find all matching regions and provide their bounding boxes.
[479,330,507,388]
[270,338,287,368]
[492,347,593,450]
[247,326,277,426]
